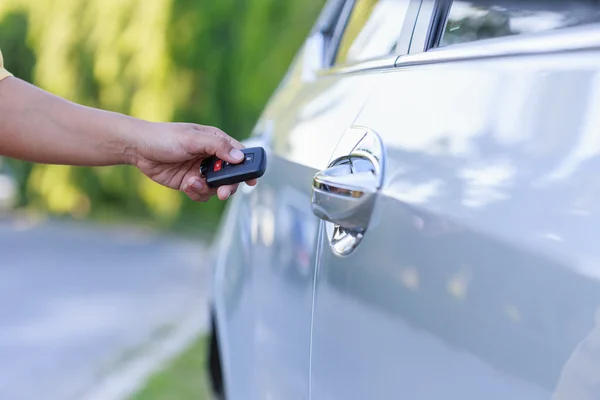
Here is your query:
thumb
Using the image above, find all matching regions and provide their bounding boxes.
[196,128,245,164]
[219,144,244,164]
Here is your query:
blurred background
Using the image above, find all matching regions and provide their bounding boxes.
[0,0,324,399]
[0,0,324,232]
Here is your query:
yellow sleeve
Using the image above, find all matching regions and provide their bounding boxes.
[0,49,13,82]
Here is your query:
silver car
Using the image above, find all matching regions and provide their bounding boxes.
[208,1,600,399]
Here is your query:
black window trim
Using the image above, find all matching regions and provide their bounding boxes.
[397,16,600,68]
[410,0,600,57]
[311,0,357,70]
[424,0,451,50]
[315,0,600,75]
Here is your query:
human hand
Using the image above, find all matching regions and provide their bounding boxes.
[132,122,257,202]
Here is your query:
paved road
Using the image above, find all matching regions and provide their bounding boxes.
[0,217,211,400]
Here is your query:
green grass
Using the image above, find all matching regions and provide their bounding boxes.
[129,335,213,400]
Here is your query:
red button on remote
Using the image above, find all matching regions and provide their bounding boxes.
[214,160,222,171]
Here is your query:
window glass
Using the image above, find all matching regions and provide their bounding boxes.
[335,0,411,65]
[440,1,600,47]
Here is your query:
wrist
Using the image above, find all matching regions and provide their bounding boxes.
[117,117,151,166]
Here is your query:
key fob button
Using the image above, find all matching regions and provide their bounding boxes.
[214,160,222,171]
[245,153,254,164]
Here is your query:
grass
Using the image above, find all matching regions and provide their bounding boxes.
[129,335,213,400]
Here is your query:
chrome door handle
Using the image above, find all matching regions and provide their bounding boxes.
[311,161,379,231]
[312,126,384,256]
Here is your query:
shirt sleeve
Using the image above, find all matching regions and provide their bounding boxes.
[0,49,13,82]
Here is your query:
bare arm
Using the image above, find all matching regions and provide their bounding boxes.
[0,77,256,201]
[0,77,140,166]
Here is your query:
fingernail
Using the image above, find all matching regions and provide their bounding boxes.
[185,177,202,192]
[230,148,244,161]
[191,179,203,191]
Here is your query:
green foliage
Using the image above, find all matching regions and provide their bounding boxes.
[0,0,325,231]
[129,335,211,400]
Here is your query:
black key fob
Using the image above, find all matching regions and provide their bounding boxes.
[200,147,267,188]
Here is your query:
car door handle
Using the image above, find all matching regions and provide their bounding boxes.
[311,163,378,231]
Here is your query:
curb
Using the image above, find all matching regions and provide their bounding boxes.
[79,309,209,400]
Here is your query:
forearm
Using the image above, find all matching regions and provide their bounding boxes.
[0,77,143,166]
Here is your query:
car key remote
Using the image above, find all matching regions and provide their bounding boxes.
[200,147,267,188]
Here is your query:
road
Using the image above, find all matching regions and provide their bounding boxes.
[0,217,211,400]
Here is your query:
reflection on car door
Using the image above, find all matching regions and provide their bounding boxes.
[245,72,382,400]
[230,1,419,399]
[214,18,389,398]
[309,25,600,400]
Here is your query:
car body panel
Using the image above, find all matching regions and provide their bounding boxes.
[212,39,385,399]
[211,1,600,399]
[310,48,600,399]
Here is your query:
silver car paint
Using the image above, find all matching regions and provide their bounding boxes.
[212,6,600,400]
[212,46,383,399]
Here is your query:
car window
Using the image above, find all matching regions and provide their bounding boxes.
[439,0,600,47]
[335,0,412,65]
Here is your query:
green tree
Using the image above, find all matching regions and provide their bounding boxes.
[0,0,325,231]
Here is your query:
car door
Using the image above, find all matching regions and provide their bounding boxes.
[309,1,600,399]
[212,1,420,399]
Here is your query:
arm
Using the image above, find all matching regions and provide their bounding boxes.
[0,77,255,201]
[0,77,140,166]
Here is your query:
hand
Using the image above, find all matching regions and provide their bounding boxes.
[133,122,257,202]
